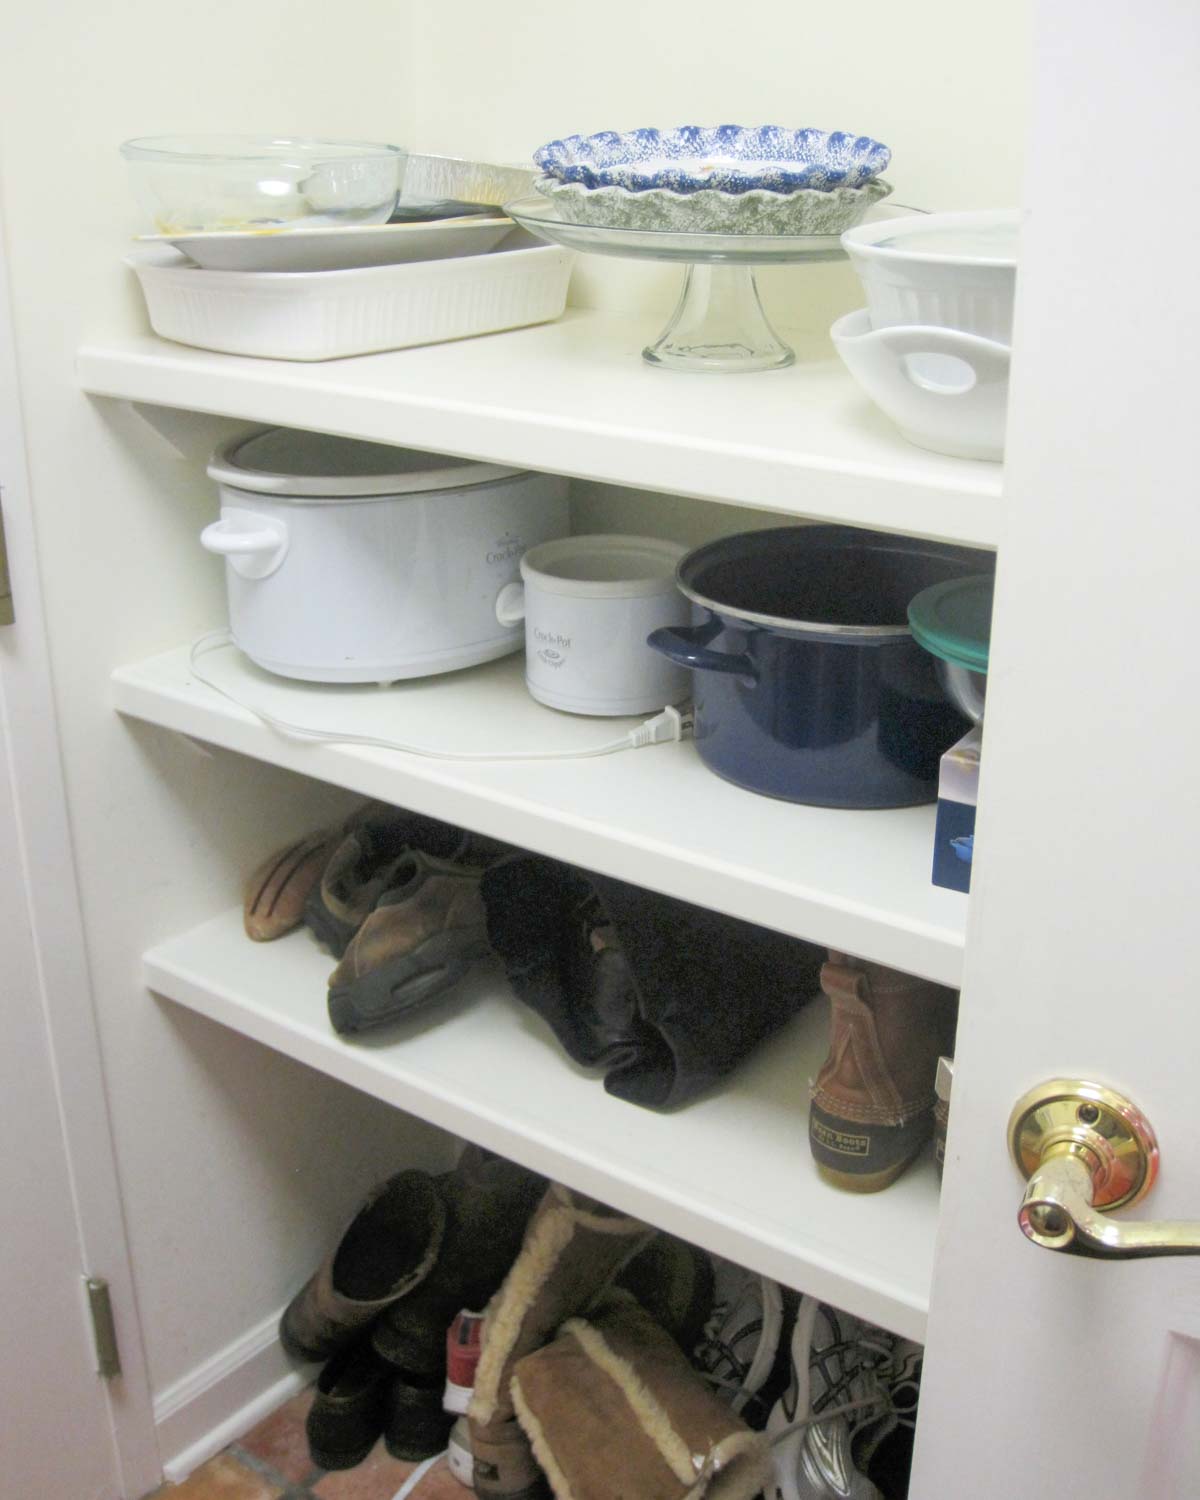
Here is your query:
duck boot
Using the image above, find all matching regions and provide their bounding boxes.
[469,1184,654,1499]
[808,953,958,1193]
[279,1169,445,1363]
[327,847,498,1035]
[304,805,471,957]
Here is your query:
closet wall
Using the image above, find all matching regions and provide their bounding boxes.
[0,0,1028,1473]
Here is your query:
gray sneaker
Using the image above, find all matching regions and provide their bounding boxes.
[766,1297,896,1500]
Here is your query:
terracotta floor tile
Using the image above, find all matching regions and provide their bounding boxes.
[155,1451,284,1499]
[410,1457,470,1498]
[236,1385,318,1484]
[311,1440,418,1500]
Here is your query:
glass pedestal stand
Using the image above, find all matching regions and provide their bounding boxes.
[645,264,795,372]
[505,194,908,374]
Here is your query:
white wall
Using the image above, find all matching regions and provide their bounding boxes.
[0,0,1031,1469]
[0,0,451,1424]
[406,0,1031,327]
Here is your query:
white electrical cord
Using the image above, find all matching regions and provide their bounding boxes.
[389,1449,446,1499]
[188,631,693,761]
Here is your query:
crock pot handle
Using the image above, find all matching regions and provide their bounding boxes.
[200,510,289,581]
[647,624,757,681]
[494,581,526,626]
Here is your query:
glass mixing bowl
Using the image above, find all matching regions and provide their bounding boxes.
[120,136,406,234]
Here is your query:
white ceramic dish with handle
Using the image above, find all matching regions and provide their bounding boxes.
[831,308,1010,460]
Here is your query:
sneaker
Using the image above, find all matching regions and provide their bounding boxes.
[694,1261,786,1425]
[766,1297,895,1500]
[326,847,496,1035]
[447,1416,474,1487]
[305,806,470,958]
[444,1309,485,1414]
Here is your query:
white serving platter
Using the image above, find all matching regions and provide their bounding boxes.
[134,214,516,272]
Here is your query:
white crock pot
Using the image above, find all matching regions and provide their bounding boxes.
[840,209,1019,341]
[202,427,569,683]
[494,534,690,715]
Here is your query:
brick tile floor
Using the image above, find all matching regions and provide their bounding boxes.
[146,1386,465,1500]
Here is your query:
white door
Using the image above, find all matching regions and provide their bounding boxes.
[912,6,1200,1497]
[0,664,125,1498]
[0,227,159,1496]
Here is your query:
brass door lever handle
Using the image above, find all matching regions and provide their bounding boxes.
[1010,1079,1200,1259]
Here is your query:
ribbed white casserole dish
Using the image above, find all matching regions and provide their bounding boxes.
[126,230,575,360]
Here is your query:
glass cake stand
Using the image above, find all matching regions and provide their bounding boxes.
[505,195,918,374]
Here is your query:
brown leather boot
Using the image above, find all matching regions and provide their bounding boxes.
[808,953,958,1193]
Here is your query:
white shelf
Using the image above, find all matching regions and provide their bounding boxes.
[145,908,939,1340]
[78,314,1001,547]
[114,645,967,986]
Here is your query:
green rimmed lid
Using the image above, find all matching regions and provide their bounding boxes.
[907,574,993,674]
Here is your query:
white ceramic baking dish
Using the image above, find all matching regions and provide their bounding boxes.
[840,209,1019,341]
[127,230,574,360]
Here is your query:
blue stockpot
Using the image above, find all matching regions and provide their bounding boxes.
[648,525,993,809]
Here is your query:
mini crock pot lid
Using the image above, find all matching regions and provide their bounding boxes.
[841,209,1020,268]
[521,535,687,598]
[206,427,523,498]
[675,528,917,640]
[907,574,993,673]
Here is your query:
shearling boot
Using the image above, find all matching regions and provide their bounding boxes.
[510,1292,770,1500]
[808,953,958,1193]
[469,1184,654,1499]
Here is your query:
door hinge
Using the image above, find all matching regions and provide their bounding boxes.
[84,1275,122,1379]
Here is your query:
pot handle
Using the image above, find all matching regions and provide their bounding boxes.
[495,581,525,626]
[201,509,289,580]
[647,624,757,682]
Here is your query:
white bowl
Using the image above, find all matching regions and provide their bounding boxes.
[841,209,1019,342]
[831,308,1010,461]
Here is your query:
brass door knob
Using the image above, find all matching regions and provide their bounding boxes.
[1009,1079,1200,1258]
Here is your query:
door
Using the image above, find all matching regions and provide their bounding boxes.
[0,222,159,1496]
[0,673,126,1498]
[912,5,1200,1497]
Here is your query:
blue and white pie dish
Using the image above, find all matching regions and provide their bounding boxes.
[534,125,891,195]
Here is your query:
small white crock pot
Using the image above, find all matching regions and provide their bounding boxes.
[202,427,569,684]
[495,534,690,716]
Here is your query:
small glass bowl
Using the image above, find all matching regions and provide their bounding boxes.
[120,136,406,235]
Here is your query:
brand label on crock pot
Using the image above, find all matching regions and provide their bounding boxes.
[534,626,571,668]
[487,532,524,566]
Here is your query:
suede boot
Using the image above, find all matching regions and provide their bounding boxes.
[372,1146,546,1378]
[279,1169,445,1362]
[808,953,958,1192]
[469,1184,654,1498]
[511,1293,770,1500]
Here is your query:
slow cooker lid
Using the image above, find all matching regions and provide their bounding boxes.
[208,426,522,497]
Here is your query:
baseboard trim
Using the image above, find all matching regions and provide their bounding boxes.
[154,1305,316,1483]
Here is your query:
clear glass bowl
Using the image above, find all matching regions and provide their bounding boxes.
[120,136,406,235]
